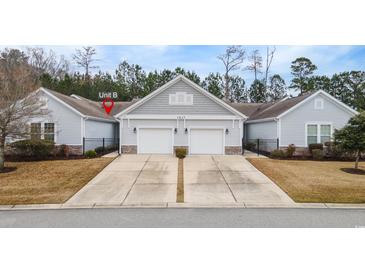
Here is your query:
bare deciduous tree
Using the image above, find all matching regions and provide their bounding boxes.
[264,46,276,90]
[217,46,245,100]
[0,49,46,171]
[246,50,263,81]
[27,47,70,79]
[72,46,99,78]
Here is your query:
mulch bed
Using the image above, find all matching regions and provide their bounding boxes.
[341,168,365,175]
[0,167,17,174]
[5,155,86,162]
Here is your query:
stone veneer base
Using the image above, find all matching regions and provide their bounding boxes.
[225,146,242,155]
[121,145,137,154]
[120,145,242,155]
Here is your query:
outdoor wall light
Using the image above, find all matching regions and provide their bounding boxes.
[225,128,229,135]
[133,127,137,133]
[174,128,178,134]
[185,128,188,134]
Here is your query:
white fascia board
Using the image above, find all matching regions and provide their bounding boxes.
[277,90,359,119]
[120,114,243,120]
[245,117,276,124]
[84,115,117,123]
[114,75,247,119]
[39,87,85,118]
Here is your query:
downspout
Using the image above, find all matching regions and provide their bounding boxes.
[82,117,88,154]
[118,118,122,155]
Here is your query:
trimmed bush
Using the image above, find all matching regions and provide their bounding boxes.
[84,150,97,158]
[59,144,70,158]
[270,149,286,159]
[11,140,54,160]
[312,149,324,160]
[175,148,187,159]
[324,141,344,158]
[286,144,296,158]
[244,142,256,151]
[94,146,105,154]
[309,143,323,154]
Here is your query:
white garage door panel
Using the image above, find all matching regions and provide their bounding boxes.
[190,129,224,155]
[138,128,173,154]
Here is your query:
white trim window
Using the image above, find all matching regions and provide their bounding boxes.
[169,92,193,105]
[30,123,42,140]
[314,98,324,110]
[30,122,55,142]
[306,123,332,145]
[44,123,55,142]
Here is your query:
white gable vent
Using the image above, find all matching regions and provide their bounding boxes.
[314,98,324,110]
[169,92,193,105]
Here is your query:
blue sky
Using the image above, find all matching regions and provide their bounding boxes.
[2,45,365,94]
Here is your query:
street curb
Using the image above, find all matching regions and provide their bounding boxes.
[2,202,365,210]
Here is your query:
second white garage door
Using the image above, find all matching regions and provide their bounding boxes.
[189,128,224,155]
[138,128,173,154]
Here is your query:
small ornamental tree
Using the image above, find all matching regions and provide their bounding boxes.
[334,112,365,169]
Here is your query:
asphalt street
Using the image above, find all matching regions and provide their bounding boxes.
[1,208,365,227]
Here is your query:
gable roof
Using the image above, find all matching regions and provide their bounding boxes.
[246,93,313,121]
[114,75,248,119]
[230,90,358,122]
[40,87,116,121]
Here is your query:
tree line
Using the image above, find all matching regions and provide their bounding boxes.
[1,46,364,110]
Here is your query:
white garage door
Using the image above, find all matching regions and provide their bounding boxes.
[190,129,224,155]
[138,128,173,154]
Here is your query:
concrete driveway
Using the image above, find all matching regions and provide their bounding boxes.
[66,154,294,207]
[184,155,294,206]
[65,155,177,206]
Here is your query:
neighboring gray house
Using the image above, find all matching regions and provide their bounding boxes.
[239,90,358,152]
[25,87,119,154]
[20,75,358,155]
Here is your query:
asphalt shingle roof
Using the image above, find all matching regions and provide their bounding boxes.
[43,88,139,121]
[229,93,313,120]
[43,87,313,121]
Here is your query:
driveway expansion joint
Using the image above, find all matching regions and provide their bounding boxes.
[211,156,238,203]
[121,155,152,205]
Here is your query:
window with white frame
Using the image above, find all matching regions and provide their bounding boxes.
[169,92,193,105]
[30,122,55,142]
[314,98,324,110]
[30,123,42,140]
[44,123,55,142]
[320,124,331,143]
[306,123,332,145]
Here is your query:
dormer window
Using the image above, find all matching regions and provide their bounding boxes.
[169,92,193,105]
[314,98,324,110]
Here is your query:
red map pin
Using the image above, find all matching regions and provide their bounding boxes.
[102,97,114,114]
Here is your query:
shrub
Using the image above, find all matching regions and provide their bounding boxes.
[59,144,70,158]
[175,148,187,159]
[270,149,286,159]
[286,144,296,158]
[11,140,54,160]
[312,149,324,160]
[84,150,97,158]
[94,146,105,154]
[309,143,323,154]
[324,141,343,158]
[244,142,256,151]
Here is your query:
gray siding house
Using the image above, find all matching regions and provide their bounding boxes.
[242,90,358,152]
[27,88,118,154]
[115,76,246,155]
[22,75,358,155]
